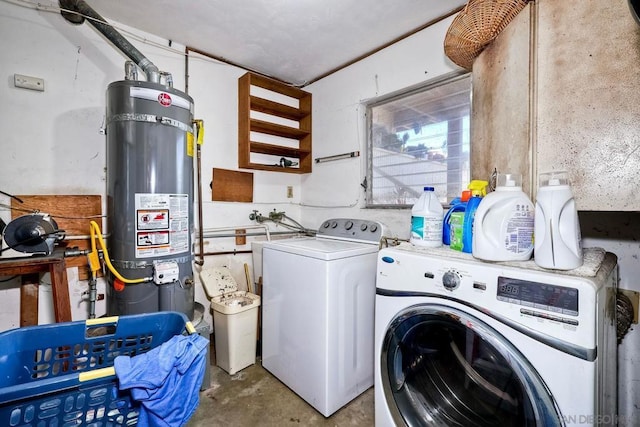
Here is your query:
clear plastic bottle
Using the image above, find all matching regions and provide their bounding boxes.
[410,187,444,248]
[534,171,582,270]
[472,173,535,261]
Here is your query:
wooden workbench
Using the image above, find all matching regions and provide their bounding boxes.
[0,250,71,326]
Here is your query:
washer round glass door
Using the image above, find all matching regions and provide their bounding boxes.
[381,304,562,427]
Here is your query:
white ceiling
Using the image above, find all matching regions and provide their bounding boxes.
[84,0,465,86]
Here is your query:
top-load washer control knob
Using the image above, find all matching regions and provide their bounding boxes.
[331,221,338,228]
[345,221,354,230]
[369,224,378,232]
[360,223,368,231]
[442,270,461,291]
[322,221,331,228]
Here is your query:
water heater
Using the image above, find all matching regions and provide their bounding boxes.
[105,80,195,319]
[58,0,196,319]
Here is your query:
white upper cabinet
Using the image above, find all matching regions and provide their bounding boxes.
[472,0,640,210]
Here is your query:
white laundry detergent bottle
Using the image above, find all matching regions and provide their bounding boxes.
[410,186,444,248]
[534,171,582,270]
[472,173,534,261]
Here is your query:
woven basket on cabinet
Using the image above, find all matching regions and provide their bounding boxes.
[444,0,530,70]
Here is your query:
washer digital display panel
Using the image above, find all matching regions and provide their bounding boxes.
[497,276,579,316]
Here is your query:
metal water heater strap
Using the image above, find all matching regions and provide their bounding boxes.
[108,113,193,133]
[111,255,193,270]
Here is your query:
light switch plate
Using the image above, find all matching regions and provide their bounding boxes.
[14,74,45,91]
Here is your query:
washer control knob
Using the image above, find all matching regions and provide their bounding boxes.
[331,221,338,228]
[345,220,354,230]
[442,270,461,291]
[322,221,331,228]
[369,224,378,233]
[360,223,368,232]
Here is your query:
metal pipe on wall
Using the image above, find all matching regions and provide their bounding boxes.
[194,126,205,266]
[199,225,273,241]
[202,250,253,257]
[199,230,301,240]
[58,0,162,83]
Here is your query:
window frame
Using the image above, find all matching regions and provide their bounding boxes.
[364,71,472,209]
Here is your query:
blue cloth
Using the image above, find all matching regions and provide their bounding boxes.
[114,333,209,427]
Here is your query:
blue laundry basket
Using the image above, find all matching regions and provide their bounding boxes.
[0,311,196,426]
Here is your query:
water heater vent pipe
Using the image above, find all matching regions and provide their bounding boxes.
[58,0,163,83]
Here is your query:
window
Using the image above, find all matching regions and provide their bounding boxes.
[366,72,471,207]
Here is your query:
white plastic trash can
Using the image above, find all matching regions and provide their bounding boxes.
[211,291,260,374]
[200,267,260,375]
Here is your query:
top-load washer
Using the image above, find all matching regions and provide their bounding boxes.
[375,243,618,427]
[262,218,385,417]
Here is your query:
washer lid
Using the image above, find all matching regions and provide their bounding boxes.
[262,237,379,260]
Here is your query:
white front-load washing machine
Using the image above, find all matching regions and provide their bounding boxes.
[262,218,385,417]
[375,244,618,427]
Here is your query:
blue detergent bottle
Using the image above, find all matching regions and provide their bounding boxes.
[443,190,470,245]
[461,180,488,253]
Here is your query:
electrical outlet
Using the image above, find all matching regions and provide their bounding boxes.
[287,186,293,198]
[14,74,45,92]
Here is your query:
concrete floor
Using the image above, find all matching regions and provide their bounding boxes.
[187,340,375,426]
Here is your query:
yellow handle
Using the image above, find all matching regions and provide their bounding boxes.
[185,321,196,335]
[194,119,204,145]
[79,367,116,382]
[86,316,119,326]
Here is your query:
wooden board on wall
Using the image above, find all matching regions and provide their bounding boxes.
[212,168,253,202]
[12,195,102,279]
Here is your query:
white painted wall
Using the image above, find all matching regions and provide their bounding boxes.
[1,2,457,331]
[2,1,639,422]
[0,1,301,331]
[579,212,640,426]
[0,2,141,328]
[302,16,458,235]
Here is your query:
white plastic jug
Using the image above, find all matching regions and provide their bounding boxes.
[472,173,534,261]
[534,171,582,270]
[410,186,444,248]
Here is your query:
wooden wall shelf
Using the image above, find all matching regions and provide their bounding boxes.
[250,142,308,158]
[238,72,312,174]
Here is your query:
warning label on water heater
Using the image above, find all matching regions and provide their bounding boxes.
[135,193,189,258]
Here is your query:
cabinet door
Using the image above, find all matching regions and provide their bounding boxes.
[536,0,640,210]
[471,3,532,195]
[472,0,640,210]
